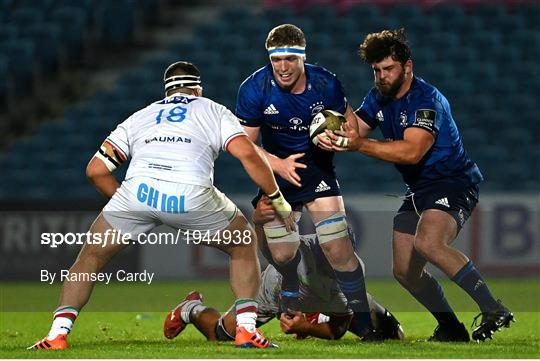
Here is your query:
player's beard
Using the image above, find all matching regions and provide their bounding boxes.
[375,70,405,98]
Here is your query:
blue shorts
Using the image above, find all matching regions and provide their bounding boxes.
[252,160,341,210]
[393,181,479,235]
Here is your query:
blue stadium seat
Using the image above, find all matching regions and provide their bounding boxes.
[385,3,423,21]
[20,23,62,75]
[95,0,136,45]
[347,4,381,24]
[471,3,509,19]
[0,55,9,107]
[221,6,252,21]
[0,40,35,95]
[0,23,18,41]
[14,0,54,11]
[6,7,45,25]
[48,7,88,62]
[0,0,15,17]
[263,7,296,26]
[302,4,338,22]
[513,3,540,28]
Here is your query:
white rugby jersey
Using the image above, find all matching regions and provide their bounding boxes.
[100,93,245,187]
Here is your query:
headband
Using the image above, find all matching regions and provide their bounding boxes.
[164,74,202,91]
[267,45,306,59]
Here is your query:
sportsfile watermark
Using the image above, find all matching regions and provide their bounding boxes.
[40,228,254,248]
[40,269,155,285]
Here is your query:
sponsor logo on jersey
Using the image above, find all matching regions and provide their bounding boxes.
[413,109,437,133]
[289,117,303,125]
[137,182,187,214]
[157,95,197,105]
[264,104,279,115]
[435,197,450,208]
[289,117,308,131]
[315,180,331,193]
[376,110,384,122]
[145,136,192,144]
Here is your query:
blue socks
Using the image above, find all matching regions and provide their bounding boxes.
[452,261,499,312]
[273,250,301,312]
[335,265,374,335]
[409,271,461,327]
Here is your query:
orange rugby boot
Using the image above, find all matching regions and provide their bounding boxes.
[235,326,278,348]
[27,334,68,350]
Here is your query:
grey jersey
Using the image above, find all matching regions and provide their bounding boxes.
[256,234,350,325]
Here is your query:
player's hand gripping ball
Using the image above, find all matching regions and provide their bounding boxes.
[309,110,346,146]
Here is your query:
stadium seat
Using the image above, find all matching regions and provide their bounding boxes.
[95,0,136,45]
[20,23,62,75]
[6,7,45,25]
[513,3,540,28]
[0,24,18,41]
[0,55,10,107]
[0,40,36,95]
[2,1,538,199]
[385,3,423,22]
[347,4,381,24]
[48,7,88,62]
[14,0,55,11]
[471,3,509,20]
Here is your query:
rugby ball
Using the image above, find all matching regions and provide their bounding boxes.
[309,110,346,146]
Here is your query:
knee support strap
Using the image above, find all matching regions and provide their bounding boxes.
[315,211,349,244]
[263,223,299,244]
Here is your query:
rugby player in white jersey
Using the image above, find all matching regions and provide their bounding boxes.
[28,61,294,350]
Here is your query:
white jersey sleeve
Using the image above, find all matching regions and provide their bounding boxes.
[97,118,131,169]
[220,106,246,151]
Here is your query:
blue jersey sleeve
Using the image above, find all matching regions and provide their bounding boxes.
[407,95,444,137]
[355,90,379,129]
[235,77,263,127]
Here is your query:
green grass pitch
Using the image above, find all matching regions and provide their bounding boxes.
[1,279,539,358]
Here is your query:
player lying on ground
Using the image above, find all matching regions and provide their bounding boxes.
[318,29,514,342]
[163,196,404,342]
[236,24,377,338]
[28,61,295,350]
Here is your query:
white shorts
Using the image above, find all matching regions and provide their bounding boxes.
[103,177,238,238]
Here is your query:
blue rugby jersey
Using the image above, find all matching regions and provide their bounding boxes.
[235,64,347,166]
[356,77,483,191]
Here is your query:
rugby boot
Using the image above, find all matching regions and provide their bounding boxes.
[428,322,470,342]
[235,326,278,348]
[472,300,514,342]
[163,291,203,339]
[27,334,68,350]
[378,310,405,340]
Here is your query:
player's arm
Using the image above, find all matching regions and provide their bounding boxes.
[252,195,276,261]
[227,135,295,228]
[86,137,129,198]
[243,125,306,188]
[86,157,120,199]
[328,124,434,165]
[279,311,352,340]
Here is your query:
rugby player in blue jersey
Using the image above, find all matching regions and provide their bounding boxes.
[320,29,514,342]
[235,24,377,338]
